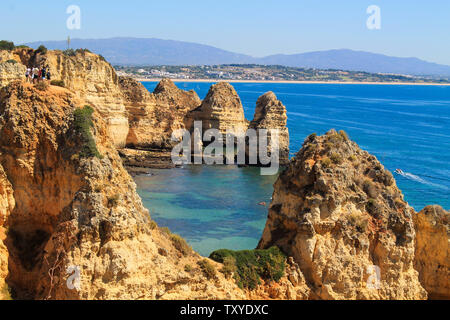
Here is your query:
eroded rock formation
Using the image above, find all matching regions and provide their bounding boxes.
[413,205,449,299]
[0,81,246,300]
[258,130,428,299]
[0,48,447,301]
[120,77,200,149]
[187,82,248,139]
[0,48,129,147]
[248,92,290,165]
[0,167,14,300]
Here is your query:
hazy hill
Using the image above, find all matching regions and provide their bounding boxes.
[25,37,254,66]
[260,49,450,77]
[25,37,450,76]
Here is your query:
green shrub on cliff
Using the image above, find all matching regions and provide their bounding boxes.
[50,80,65,87]
[220,256,237,279]
[35,81,49,91]
[321,157,332,168]
[170,234,192,256]
[0,40,15,51]
[209,246,286,289]
[72,106,102,159]
[63,49,77,57]
[197,259,217,280]
[36,45,48,55]
[330,152,343,164]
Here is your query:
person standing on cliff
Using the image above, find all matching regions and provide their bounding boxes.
[41,67,46,81]
[32,67,39,84]
[25,67,31,83]
[46,68,51,81]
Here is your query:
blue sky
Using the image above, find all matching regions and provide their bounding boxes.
[1,0,449,65]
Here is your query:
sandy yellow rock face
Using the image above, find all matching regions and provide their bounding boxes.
[120,77,200,149]
[248,91,290,165]
[188,82,249,138]
[0,166,15,300]
[413,205,449,299]
[0,49,129,147]
[0,81,247,300]
[258,130,428,300]
[0,61,26,89]
[0,49,446,301]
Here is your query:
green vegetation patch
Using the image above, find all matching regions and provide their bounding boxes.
[209,246,286,290]
[36,45,48,55]
[63,49,77,57]
[321,157,332,168]
[72,105,102,159]
[0,40,15,51]
[330,152,343,164]
[197,259,217,280]
[170,233,192,256]
[50,80,65,87]
[34,81,49,91]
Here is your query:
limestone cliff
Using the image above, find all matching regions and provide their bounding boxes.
[120,77,200,149]
[0,81,246,300]
[0,60,26,88]
[248,92,290,165]
[187,82,248,139]
[413,205,449,299]
[0,48,129,147]
[0,166,14,299]
[258,130,427,299]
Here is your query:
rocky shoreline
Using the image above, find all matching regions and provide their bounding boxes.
[0,48,448,300]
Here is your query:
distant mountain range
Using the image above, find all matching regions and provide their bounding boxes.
[25,37,450,77]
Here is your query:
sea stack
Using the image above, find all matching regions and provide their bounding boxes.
[187,82,248,139]
[248,91,290,165]
[121,77,200,150]
[258,130,427,299]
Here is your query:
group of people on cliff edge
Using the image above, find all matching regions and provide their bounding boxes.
[25,66,51,84]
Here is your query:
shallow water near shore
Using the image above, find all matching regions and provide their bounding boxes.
[136,82,450,256]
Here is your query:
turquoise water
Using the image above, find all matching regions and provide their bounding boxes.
[137,82,450,256]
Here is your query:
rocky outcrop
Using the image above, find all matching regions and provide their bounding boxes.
[187,82,248,139]
[248,92,289,165]
[258,130,427,299]
[120,77,200,149]
[0,49,129,147]
[0,61,26,88]
[0,81,246,300]
[0,166,14,300]
[413,205,449,299]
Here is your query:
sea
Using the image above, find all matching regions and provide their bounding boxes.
[133,82,450,256]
